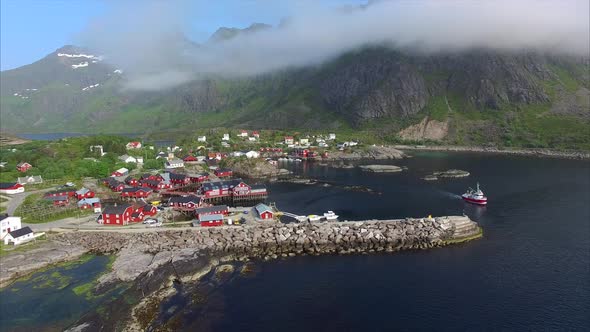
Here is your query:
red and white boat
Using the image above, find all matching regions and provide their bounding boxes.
[462,183,488,205]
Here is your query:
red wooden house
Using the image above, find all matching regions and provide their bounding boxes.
[140,173,162,182]
[75,188,95,200]
[0,182,25,194]
[255,203,274,220]
[188,172,209,183]
[16,162,32,173]
[142,179,171,191]
[138,204,157,216]
[125,176,139,187]
[78,198,101,211]
[198,214,224,227]
[195,205,229,219]
[231,180,251,196]
[102,204,134,226]
[252,131,260,138]
[121,187,153,199]
[45,196,70,206]
[168,196,201,210]
[169,173,190,186]
[105,178,126,192]
[45,189,77,198]
[214,168,233,177]
[183,155,199,163]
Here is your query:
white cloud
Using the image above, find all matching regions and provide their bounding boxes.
[80,0,590,90]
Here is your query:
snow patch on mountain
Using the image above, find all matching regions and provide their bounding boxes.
[82,83,100,91]
[72,62,89,69]
[114,69,123,74]
[58,53,101,60]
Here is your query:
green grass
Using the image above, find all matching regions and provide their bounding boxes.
[423,95,449,122]
[547,64,580,93]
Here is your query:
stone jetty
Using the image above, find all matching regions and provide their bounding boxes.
[56,216,481,258]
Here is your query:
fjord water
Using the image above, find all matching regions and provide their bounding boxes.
[205,152,589,331]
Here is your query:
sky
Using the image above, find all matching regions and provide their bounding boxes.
[0,0,365,70]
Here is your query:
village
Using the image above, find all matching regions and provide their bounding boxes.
[0,130,361,247]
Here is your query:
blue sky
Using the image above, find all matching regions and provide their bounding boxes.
[1,0,365,71]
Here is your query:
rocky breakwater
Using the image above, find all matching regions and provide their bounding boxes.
[55,216,481,260]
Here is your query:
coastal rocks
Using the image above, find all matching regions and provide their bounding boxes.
[422,169,470,181]
[359,165,403,173]
[0,241,88,287]
[325,146,406,161]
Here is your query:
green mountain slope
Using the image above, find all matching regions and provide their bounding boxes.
[1,44,589,149]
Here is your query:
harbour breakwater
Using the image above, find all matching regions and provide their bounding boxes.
[56,216,481,261]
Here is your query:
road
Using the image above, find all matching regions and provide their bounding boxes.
[5,187,57,215]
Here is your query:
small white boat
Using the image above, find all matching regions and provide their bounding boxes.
[308,214,321,222]
[323,211,339,221]
[294,158,302,162]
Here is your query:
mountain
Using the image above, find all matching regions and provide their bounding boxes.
[208,23,272,43]
[1,32,589,149]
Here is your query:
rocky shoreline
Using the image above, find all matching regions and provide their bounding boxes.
[393,145,590,160]
[4,217,481,330]
[359,165,403,173]
[423,169,470,181]
[325,146,406,160]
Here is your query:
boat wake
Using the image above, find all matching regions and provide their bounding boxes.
[438,191,462,200]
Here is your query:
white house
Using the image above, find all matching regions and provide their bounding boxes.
[4,226,35,245]
[284,136,294,145]
[300,138,309,145]
[197,136,207,142]
[1,215,22,239]
[222,133,230,141]
[248,137,257,142]
[119,155,143,164]
[17,175,43,185]
[319,142,329,148]
[328,133,336,140]
[221,142,230,148]
[90,145,106,156]
[166,158,184,169]
[238,130,249,137]
[246,151,260,159]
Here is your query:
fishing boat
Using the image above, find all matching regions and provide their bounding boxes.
[323,211,339,221]
[308,215,322,222]
[461,183,488,205]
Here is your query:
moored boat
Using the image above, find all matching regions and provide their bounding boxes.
[323,211,339,221]
[462,183,488,205]
[308,214,321,222]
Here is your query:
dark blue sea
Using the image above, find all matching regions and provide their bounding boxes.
[202,152,589,331]
[1,151,589,331]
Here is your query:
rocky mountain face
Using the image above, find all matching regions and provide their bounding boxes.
[0,39,588,148]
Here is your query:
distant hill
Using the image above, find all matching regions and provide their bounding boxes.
[1,27,589,150]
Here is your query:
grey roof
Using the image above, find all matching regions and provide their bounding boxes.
[76,187,90,195]
[255,203,273,215]
[0,182,19,189]
[122,187,152,193]
[45,196,69,201]
[8,226,33,238]
[78,198,101,206]
[102,204,133,215]
[195,205,228,214]
[0,214,8,222]
[168,196,200,204]
[199,214,224,222]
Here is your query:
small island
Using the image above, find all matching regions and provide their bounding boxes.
[422,169,470,181]
[359,165,403,173]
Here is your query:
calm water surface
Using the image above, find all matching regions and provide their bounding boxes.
[205,152,589,331]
